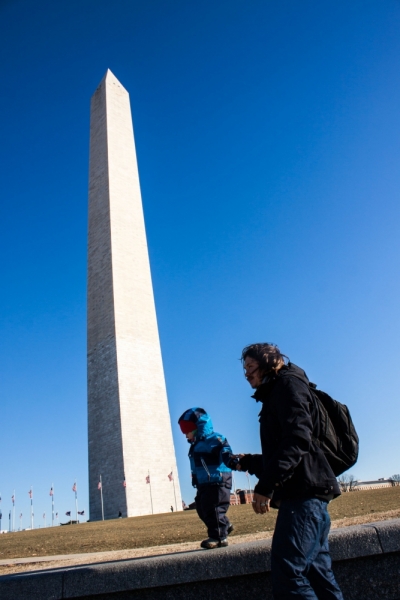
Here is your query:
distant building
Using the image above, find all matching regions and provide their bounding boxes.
[230,489,253,505]
[355,479,392,490]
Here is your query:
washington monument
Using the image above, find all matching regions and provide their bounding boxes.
[87,70,182,519]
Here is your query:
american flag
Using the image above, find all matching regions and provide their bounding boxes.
[168,471,173,481]
[28,490,32,499]
[66,511,71,516]
[145,475,150,484]
[43,513,45,519]
[49,487,54,496]
[19,513,22,519]
[123,478,126,488]
[11,495,15,504]
[78,510,85,515]
[56,512,58,518]
[98,481,102,490]
[72,482,77,493]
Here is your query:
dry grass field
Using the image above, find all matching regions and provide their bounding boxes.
[0,487,399,564]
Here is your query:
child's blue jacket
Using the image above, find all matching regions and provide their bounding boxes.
[178,408,233,489]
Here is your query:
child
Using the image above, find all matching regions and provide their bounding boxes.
[178,407,234,549]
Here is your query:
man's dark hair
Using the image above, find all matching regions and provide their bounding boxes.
[241,343,288,377]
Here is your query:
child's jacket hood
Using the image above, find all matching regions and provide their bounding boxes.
[178,407,214,439]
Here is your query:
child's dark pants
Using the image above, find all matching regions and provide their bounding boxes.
[195,485,231,540]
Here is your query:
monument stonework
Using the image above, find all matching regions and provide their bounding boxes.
[87,70,182,519]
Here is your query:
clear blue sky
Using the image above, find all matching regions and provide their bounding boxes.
[1,0,399,527]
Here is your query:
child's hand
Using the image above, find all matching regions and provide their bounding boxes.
[229,454,246,470]
[236,454,251,471]
[236,454,246,470]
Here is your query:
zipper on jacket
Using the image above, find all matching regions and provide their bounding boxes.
[200,458,211,481]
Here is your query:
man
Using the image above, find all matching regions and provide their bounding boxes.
[236,343,343,599]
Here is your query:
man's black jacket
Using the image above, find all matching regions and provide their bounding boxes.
[241,363,340,507]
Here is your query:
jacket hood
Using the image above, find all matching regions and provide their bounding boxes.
[178,407,214,438]
[252,362,309,401]
[280,362,309,385]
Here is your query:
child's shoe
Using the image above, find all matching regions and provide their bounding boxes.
[200,537,228,549]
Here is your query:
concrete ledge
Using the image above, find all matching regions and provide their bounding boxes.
[63,540,272,598]
[328,522,383,560]
[368,519,400,553]
[1,519,400,600]
[0,570,63,600]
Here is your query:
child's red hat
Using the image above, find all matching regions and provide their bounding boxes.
[179,420,197,434]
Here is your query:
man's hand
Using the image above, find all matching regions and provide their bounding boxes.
[251,492,271,514]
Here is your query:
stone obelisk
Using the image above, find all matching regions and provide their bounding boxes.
[87,70,182,519]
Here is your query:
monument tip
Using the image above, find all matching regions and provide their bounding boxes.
[100,69,127,92]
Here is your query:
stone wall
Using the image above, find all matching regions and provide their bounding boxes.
[1,519,399,599]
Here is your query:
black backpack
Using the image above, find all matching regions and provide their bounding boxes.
[309,383,359,477]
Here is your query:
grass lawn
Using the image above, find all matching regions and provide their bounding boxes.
[0,487,399,561]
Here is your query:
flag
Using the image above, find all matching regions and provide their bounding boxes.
[11,495,15,504]
[56,512,58,518]
[123,479,126,488]
[43,513,45,519]
[66,511,71,516]
[145,475,150,484]
[19,513,22,518]
[168,471,173,481]
[28,490,32,499]
[49,487,54,496]
[78,510,85,515]
[72,482,77,493]
[98,481,102,490]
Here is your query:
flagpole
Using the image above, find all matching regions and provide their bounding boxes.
[74,480,78,523]
[148,471,153,514]
[30,487,34,530]
[12,490,15,531]
[246,471,253,502]
[51,483,54,527]
[171,468,177,511]
[19,513,22,531]
[99,475,104,520]
[231,473,238,504]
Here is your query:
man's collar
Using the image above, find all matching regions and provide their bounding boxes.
[251,365,288,401]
